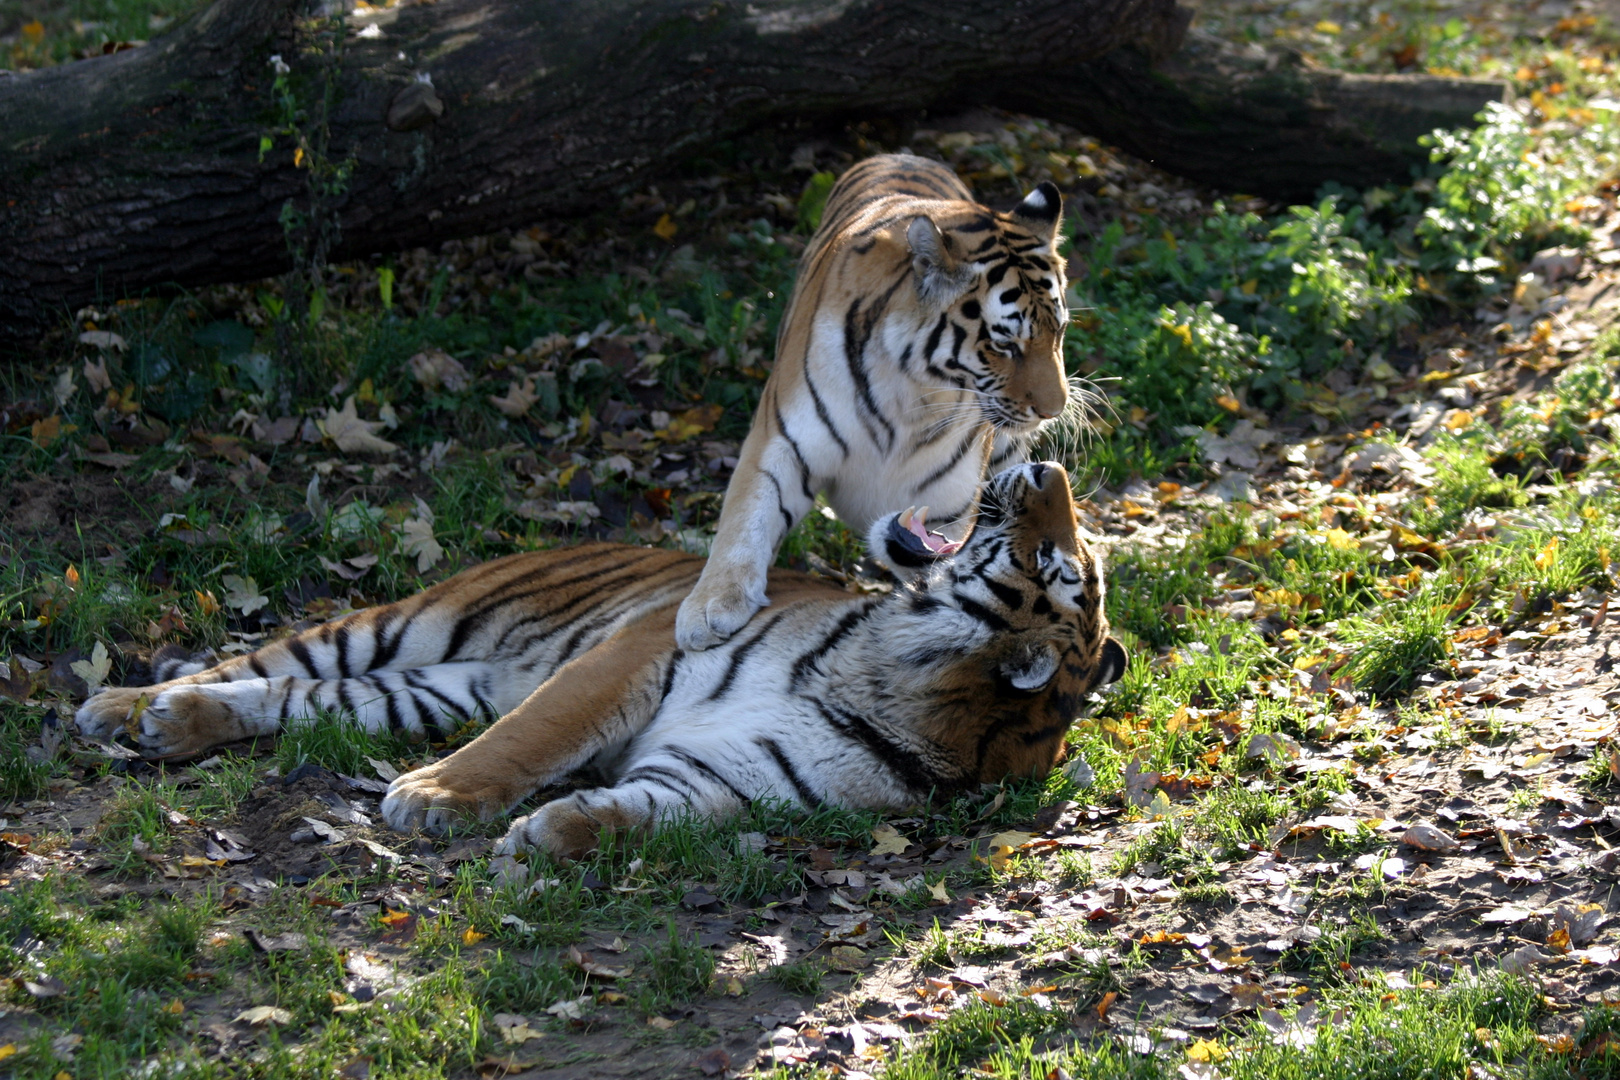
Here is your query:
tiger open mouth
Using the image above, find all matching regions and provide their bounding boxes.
[887,505,964,561]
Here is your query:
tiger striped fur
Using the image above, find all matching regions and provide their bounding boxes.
[675,153,1075,652]
[75,462,1124,859]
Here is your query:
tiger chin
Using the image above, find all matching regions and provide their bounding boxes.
[675,152,1081,653]
[75,462,1125,861]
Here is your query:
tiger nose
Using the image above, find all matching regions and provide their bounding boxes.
[1030,380,1067,419]
[1029,461,1065,489]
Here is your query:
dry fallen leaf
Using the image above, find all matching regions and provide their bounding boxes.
[983,831,1034,871]
[408,348,470,392]
[221,574,270,616]
[546,996,590,1020]
[69,641,111,692]
[869,823,911,857]
[490,376,540,417]
[1401,823,1461,853]
[79,330,127,351]
[235,1005,294,1026]
[396,496,444,572]
[1123,753,1159,808]
[83,356,112,392]
[1500,943,1550,975]
[319,396,398,455]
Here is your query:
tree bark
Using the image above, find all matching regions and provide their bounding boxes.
[0,0,1179,347]
[0,0,1506,348]
[1000,28,1510,202]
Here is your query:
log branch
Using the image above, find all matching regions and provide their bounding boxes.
[0,0,1508,346]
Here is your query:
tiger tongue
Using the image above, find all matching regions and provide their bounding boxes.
[906,507,961,555]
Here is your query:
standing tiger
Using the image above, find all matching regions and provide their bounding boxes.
[74,463,1125,858]
[674,153,1076,652]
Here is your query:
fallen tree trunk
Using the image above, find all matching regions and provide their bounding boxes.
[999,28,1511,201]
[0,0,1184,346]
[0,0,1506,347]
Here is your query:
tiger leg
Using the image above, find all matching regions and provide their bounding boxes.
[676,416,819,650]
[75,599,458,742]
[381,607,679,834]
[123,662,509,757]
[496,757,750,861]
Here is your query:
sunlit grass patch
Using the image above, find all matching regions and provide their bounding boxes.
[880,970,1550,1080]
[1340,582,1457,696]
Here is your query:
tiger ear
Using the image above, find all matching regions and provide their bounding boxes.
[1010,182,1062,245]
[907,215,975,306]
[1096,637,1128,687]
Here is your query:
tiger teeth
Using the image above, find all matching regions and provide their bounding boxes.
[915,506,930,527]
[898,507,916,530]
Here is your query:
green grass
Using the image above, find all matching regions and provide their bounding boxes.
[879,971,1552,1080]
[275,709,420,777]
[5,5,1620,1076]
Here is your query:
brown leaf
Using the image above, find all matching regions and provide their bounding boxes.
[1401,823,1461,853]
[408,349,470,392]
[489,377,539,417]
[319,396,398,455]
[23,975,66,999]
[692,1048,731,1077]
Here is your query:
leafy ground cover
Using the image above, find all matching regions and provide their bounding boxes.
[10,0,1620,1077]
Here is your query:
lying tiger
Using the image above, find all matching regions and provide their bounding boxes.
[676,153,1081,652]
[75,462,1124,858]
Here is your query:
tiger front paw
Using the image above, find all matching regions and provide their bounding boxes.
[74,687,150,741]
[130,686,247,757]
[381,763,516,835]
[674,571,768,651]
[494,798,603,862]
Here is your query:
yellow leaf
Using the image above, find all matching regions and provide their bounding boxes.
[869,823,911,857]
[1443,409,1474,432]
[0,1045,15,1062]
[983,830,1034,871]
[1325,528,1356,550]
[927,880,950,902]
[1240,278,1258,295]
[652,213,678,241]
[294,147,306,168]
[1535,537,1560,570]
[380,908,412,927]
[194,589,221,617]
[32,415,73,450]
[21,20,44,42]
[1187,1038,1229,1063]
[1315,19,1342,33]
[164,998,185,1015]
[1214,394,1242,413]
[1168,323,1193,348]
[462,927,487,946]
[64,564,81,590]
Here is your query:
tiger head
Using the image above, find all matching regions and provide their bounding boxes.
[906,184,1070,434]
[871,460,1126,705]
